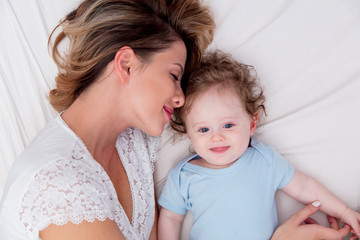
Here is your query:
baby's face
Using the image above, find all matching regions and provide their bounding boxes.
[185,87,257,169]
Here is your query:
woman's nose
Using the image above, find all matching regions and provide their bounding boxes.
[173,87,185,107]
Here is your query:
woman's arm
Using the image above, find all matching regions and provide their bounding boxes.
[271,201,351,240]
[281,170,360,236]
[149,203,158,240]
[158,207,185,240]
[39,219,126,240]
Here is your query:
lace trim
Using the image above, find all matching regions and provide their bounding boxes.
[37,211,115,233]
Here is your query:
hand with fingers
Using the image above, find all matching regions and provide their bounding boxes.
[271,201,351,240]
[339,207,360,239]
[307,215,359,240]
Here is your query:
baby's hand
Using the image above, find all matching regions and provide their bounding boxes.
[340,207,360,238]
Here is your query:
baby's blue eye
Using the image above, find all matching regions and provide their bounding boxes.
[224,124,233,129]
[199,128,209,133]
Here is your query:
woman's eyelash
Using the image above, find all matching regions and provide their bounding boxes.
[171,74,179,81]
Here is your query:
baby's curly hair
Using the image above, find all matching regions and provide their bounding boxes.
[171,50,266,134]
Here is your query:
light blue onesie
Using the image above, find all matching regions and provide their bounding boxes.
[158,140,295,240]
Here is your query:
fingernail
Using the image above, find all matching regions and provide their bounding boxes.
[312,201,321,207]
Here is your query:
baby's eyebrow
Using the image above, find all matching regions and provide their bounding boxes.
[220,117,238,121]
[192,122,206,128]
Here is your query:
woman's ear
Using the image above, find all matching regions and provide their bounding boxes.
[250,113,259,136]
[114,46,135,84]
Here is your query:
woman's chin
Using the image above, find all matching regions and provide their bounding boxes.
[144,125,164,137]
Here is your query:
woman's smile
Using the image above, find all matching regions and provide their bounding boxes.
[163,106,173,122]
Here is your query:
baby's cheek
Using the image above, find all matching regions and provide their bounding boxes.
[192,141,204,153]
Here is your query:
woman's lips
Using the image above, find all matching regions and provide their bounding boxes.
[210,146,230,153]
[163,106,173,121]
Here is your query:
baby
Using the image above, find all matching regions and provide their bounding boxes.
[158,50,360,240]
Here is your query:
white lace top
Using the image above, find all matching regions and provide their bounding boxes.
[0,115,160,240]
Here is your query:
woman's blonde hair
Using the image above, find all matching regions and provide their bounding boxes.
[48,0,215,112]
[171,50,266,134]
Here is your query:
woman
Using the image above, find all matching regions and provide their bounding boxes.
[0,0,351,239]
[0,0,213,239]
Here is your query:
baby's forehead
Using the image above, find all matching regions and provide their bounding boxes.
[188,88,244,113]
[192,85,242,103]
[182,83,246,120]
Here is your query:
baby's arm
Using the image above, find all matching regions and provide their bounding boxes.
[158,207,185,240]
[281,170,360,237]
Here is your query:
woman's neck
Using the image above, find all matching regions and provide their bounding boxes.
[61,91,128,167]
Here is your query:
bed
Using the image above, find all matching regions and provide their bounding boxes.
[1,0,359,239]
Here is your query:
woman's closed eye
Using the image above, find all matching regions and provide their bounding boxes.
[171,73,180,81]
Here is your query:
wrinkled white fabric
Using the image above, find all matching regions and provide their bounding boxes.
[0,115,159,240]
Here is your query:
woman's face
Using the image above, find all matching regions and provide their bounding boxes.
[129,40,187,136]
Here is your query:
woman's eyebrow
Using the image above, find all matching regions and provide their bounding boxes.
[173,63,184,76]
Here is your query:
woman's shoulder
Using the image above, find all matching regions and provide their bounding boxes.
[15,149,114,239]
[0,117,115,238]
[4,117,79,190]
[18,155,115,236]
[14,116,112,204]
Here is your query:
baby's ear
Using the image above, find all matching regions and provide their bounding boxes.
[250,113,259,136]
[114,46,136,84]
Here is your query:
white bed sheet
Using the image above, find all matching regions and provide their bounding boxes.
[0,0,81,195]
[1,0,359,239]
